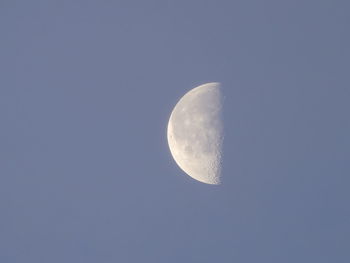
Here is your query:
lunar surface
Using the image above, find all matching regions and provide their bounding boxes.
[167,82,224,185]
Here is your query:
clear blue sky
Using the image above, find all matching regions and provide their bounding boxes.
[1,1,349,262]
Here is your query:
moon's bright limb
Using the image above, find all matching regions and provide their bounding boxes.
[167,82,223,185]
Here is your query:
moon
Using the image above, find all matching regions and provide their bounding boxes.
[167,82,224,185]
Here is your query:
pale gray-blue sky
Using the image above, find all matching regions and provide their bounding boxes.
[1,1,349,262]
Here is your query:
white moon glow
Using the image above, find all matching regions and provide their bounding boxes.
[167,82,223,185]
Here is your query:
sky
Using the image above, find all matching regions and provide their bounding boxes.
[1,1,349,262]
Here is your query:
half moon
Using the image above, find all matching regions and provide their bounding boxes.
[167,82,224,185]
